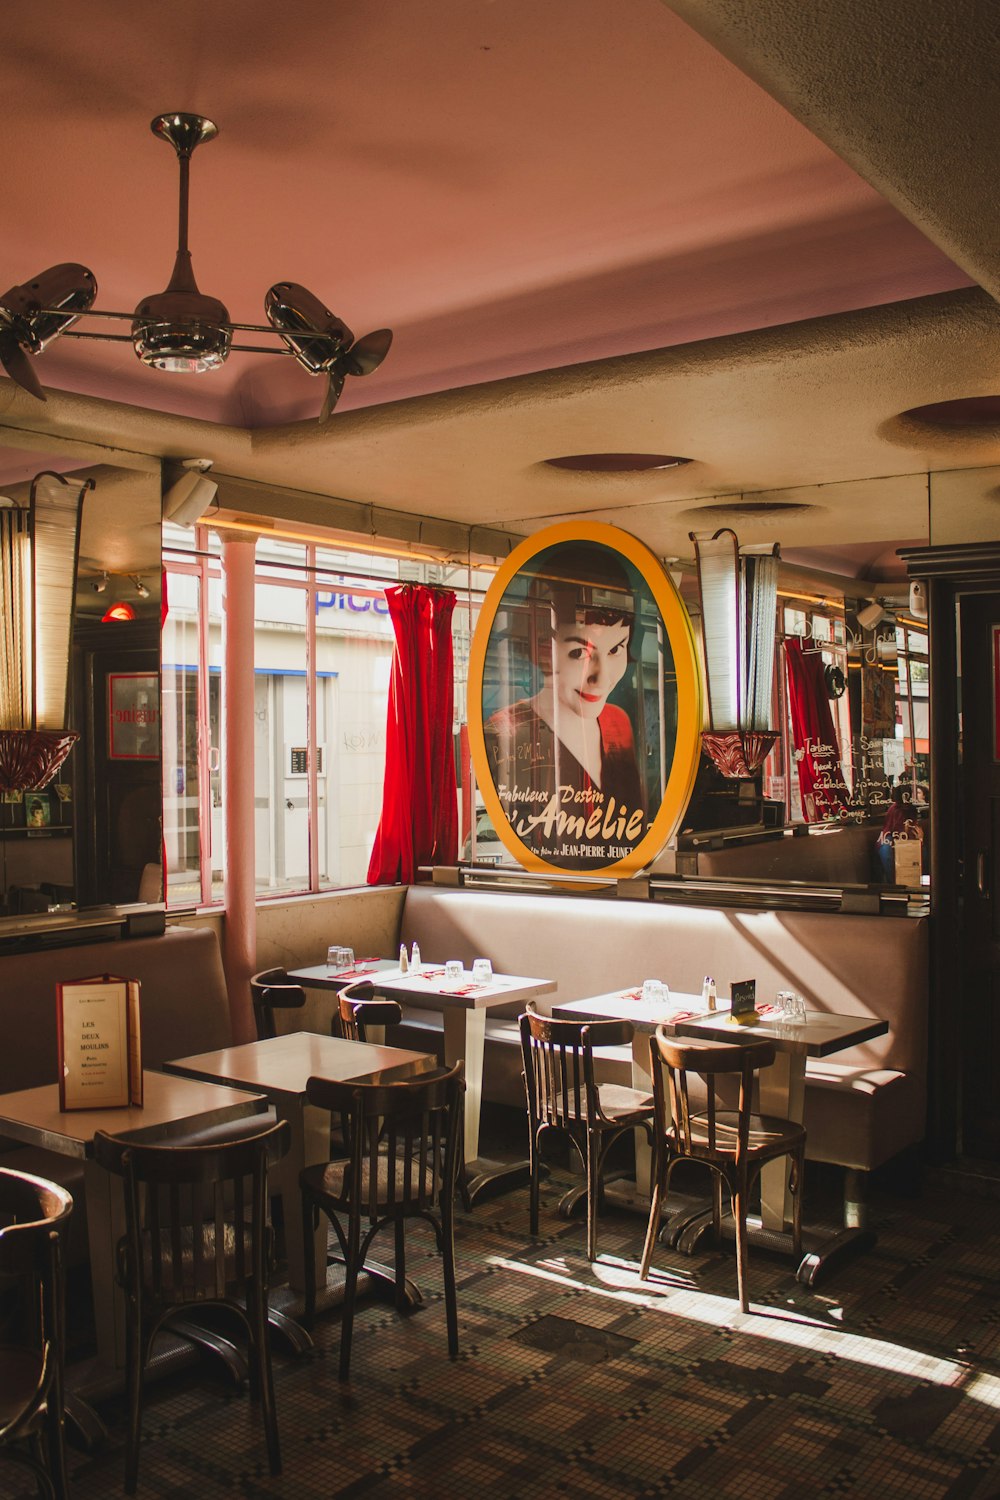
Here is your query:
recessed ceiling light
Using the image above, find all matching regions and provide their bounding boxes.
[543,453,692,472]
[689,501,811,517]
[899,395,1000,428]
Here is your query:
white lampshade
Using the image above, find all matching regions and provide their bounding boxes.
[691,529,779,734]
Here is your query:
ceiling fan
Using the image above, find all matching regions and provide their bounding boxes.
[0,113,393,422]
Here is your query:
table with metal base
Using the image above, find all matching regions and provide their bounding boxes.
[554,991,888,1286]
[164,1031,438,1308]
[291,962,557,1205]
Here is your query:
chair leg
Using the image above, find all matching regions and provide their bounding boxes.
[640,1167,664,1280]
[711,1174,724,1246]
[790,1147,804,1258]
[44,1372,70,1500]
[528,1128,540,1236]
[302,1195,319,1328]
[585,1130,601,1261]
[338,1208,363,1382]
[250,1277,282,1476]
[441,1201,459,1359]
[732,1174,750,1314]
[123,1318,147,1496]
[394,1220,408,1312]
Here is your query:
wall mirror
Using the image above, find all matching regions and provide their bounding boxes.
[0,443,162,921]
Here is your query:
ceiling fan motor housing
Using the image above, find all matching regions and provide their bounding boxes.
[132,288,232,372]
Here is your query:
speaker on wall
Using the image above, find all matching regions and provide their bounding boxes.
[909,580,928,620]
[162,463,218,526]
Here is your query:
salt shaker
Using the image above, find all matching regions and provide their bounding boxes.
[702,975,717,1012]
[410,941,421,974]
[398,943,409,974]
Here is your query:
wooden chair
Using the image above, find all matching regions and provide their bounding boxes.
[0,1167,73,1500]
[334,979,403,1041]
[640,1027,806,1312]
[93,1120,290,1494]
[519,1008,655,1261]
[299,1062,464,1380]
[250,968,307,1040]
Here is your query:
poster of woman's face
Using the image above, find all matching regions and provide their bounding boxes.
[469,524,702,877]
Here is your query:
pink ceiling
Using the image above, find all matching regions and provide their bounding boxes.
[0,0,970,429]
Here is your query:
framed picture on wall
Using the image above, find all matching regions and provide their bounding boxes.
[108,673,160,760]
[25,793,51,830]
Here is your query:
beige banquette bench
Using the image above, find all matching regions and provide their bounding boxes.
[0,924,234,1257]
[393,886,928,1191]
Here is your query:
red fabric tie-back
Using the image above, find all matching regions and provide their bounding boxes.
[783,637,849,822]
[367,584,458,885]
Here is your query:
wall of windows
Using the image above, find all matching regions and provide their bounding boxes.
[161,524,484,908]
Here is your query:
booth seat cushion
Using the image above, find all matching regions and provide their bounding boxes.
[0,923,234,1265]
[0,924,232,1095]
[397,885,929,1172]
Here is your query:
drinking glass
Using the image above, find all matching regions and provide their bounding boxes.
[642,979,667,1006]
[775,989,795,1018]
[327,945,343,969]
[341,947,355,970]
[444,960,464,985]
[472,958,493,985]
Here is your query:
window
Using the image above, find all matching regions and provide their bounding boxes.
[162,525,483,907]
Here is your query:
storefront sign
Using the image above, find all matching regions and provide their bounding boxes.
[468,523,702,877]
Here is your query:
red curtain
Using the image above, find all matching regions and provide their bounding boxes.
[783,637,849,822]
[367,584,458,884]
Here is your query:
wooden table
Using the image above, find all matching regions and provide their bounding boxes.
[290,962,556,1201]
[164,1032,437,1300]
[554,990,888,1284]
[0,1072,267,1379]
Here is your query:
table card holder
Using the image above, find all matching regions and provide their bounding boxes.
[57,974,143,1111]
[730,978,759,1026]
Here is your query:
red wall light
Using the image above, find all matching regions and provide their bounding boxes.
[102,601,136,622]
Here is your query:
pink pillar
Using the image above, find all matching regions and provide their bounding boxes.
[220,532,258,1043]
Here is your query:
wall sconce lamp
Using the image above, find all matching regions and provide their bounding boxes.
[690,527,781,778]
[0,470,94,790]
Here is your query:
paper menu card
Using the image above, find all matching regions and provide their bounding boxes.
[57,974,143,1111]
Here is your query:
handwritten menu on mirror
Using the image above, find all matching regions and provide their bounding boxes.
[57,975,143,1111]
[730,979,758,1026]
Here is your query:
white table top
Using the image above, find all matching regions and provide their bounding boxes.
[163,1031,437,1101]
[291,960,555,1014]
[554,990,888,1058]
[0,1071,268,1159]
[358,965,556,1014]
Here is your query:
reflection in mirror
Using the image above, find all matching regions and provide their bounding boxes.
[672,560,929,893]
[0,446,162,920]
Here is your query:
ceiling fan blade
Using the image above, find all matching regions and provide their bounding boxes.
[319,368,346,423]
[0,335,46,401]
[344,328,393,377]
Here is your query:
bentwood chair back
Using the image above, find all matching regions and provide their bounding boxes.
[299,1062,464,1380]
[335,980,403,1042]
[250,968,307,1041]
[519,1007,654,1261]
[640,1027,806,1312]
[93,1120,289,1493]
[0,1168,73,1500]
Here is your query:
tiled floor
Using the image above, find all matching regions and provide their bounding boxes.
[17,1155,1000,1498]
